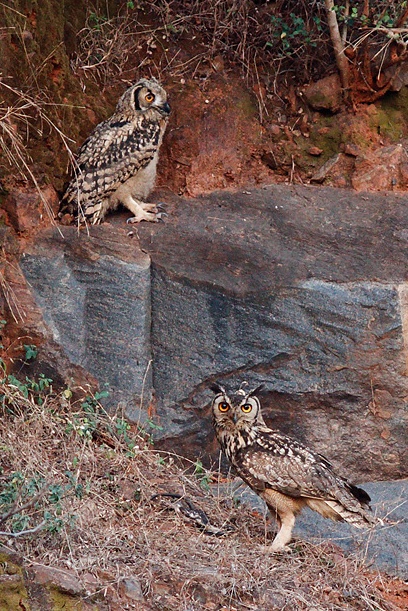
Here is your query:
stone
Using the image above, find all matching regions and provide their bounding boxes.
[308,146,323,156]
[120,577,144,601]
[352,143,408,191]
[0,224,98,394]
[0,573,30,610]
[30,564,84,596]
[137,185,408,481]
[268,124,281,136]
[311,143,408,190]
[302,74,343,113]
[8,185,408,484]
[2,185,59,233]
[310,153,353,185]
[19,224,152,417]
[343,143,361,157]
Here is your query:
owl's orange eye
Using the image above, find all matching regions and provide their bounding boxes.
[218,401,230,412]
[241,403,253,413]
[145,92,155,103]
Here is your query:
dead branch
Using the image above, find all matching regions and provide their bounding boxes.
[0,520,47,538]
[0,487,48,525]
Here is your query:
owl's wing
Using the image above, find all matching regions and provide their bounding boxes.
[236,429,368,509]
[63,118,160,204]
[74,120,119,170]
[76,117,160,169]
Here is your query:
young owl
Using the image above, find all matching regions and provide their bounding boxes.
[59,78,170,225]
[211,384,379,552]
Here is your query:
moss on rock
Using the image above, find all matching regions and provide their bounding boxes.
[376,88,408,141]
[0,552,30,610]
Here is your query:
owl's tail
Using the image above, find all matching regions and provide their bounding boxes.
[305,497,380,528]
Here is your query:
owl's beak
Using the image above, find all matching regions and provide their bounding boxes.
[160,102,171,116]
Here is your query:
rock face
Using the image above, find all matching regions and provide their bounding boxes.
[15,185,408,481]
[352,143,408,191]
[2,185,60,233]
[160,76,275,197]
[0,546,145,609]
[0,547,85,610]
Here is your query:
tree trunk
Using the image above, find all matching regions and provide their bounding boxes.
[324,0,351,103]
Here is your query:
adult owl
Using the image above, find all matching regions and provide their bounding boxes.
[211,384,378,552]
[59,78,170,225]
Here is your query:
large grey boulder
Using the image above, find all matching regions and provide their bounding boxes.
[137,185,408,481]
[16,184,408,482]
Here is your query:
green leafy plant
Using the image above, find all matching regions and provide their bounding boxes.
[23,344,38,361]
[193,460,213,491]
[269,13,323,56]
[82,389,109,411]
[5,373,52,406]
[0,470,82,536]
[137,417,164,446]
[88,11,108,31]
[113,417,135,451]
[65,390,109,439]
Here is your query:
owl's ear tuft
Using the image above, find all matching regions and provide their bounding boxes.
[210,382,226,394]
[247,384,265,397]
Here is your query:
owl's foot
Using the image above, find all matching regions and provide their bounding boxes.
[140,202,159,213]
[125,198,161,223]
[126,210,167,224]
[261,543,293,555]
[126,212,157,224]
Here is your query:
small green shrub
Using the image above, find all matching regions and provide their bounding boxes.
[268,13,323,57]
[23,344,38,361]
[193,460,213,491]
[0,469,82,535]
[5,373,52,406]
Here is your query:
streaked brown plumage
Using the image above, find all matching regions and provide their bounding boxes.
[211,384,378,551]
[59,78,170,225]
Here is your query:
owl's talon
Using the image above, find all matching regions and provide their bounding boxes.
[126,209,159,223]
[156,212,168,222]
[156,202,167,211]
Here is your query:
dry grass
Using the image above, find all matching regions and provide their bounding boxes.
[71,1,408,106]
[0,375,403,610]
[71,8,154,88]
[0,2,81,225]
[0,80,75,226]
[71,0,333,89]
